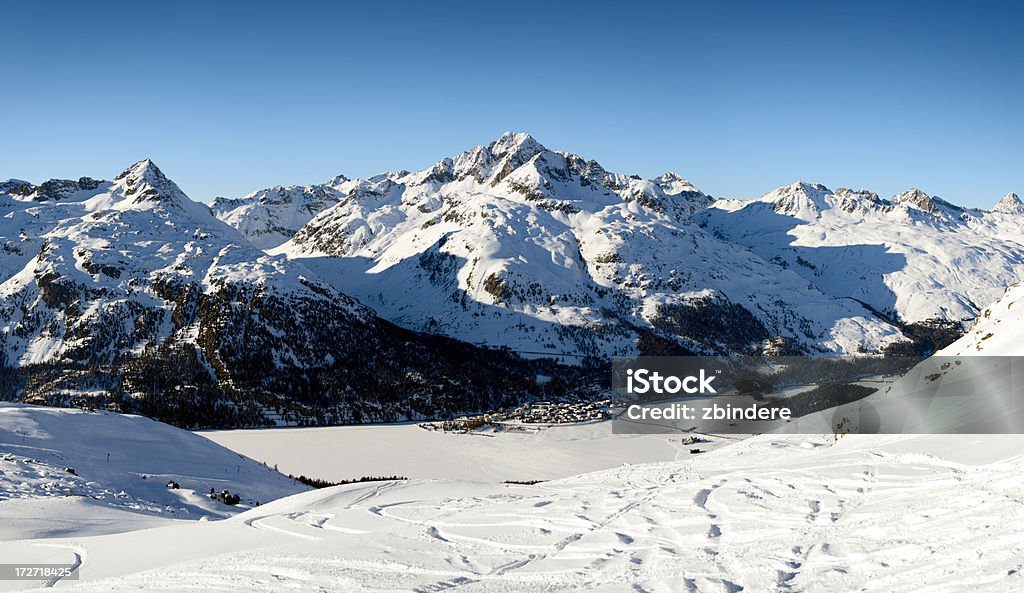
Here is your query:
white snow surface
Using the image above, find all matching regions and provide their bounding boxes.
[4,432,1023,591]
[0,403,307,541]
[7,297,1024,592]
[939,280,1024,356]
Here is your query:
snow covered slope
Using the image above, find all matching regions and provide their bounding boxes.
[210,178,354,249]
[940,280,1024,356]
[0,161,584,427]
[698,182,1024,326]
[0,402,306,541]
[269,133,904,359]
[783,281,1024,435]
[8,432,1023,592]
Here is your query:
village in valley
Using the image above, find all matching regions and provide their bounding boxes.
[420,399,616,433]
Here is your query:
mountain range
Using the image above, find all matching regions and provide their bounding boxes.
[3,132,1022,427]
[0,160,582,428]
[219,132,1023,359]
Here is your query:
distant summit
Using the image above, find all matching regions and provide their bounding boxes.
[891,188,939,213]
[993,192,1023,214]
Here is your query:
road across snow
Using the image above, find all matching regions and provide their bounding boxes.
[7,432,1023,592]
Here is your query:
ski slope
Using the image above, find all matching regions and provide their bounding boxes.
[4,432,1023,592]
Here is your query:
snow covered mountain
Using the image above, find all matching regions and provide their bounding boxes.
[210,177,354,249]
[698,182,1024,330]
[267,133,908,359]
[0,161,577,428]
[993,191,1024,215]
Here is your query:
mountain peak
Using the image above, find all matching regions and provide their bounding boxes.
[489,132,545,160]
[0,178,31,195]
[653,172,702,195]
[789,181,830,193]
[769,181,832,200]
[763,181,831,216]
[892,188,938,212]
[653,172,692,185]
[834,187,881,202]
[994,191,1023,214]
[115,158,164,183]
[112,159,195,210]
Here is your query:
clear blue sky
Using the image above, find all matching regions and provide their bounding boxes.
[2,1,1021,206]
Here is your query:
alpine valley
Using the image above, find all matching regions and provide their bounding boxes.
[3,133,1022,428]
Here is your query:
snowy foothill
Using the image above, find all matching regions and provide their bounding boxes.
[0,403,308,542]
[940,280,1024,356]
[780,280,1024,435]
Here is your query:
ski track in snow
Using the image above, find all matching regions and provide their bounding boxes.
[31,543,85,588]
[14,434,1023,592]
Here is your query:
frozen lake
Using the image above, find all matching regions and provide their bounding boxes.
[197,420,732,482]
